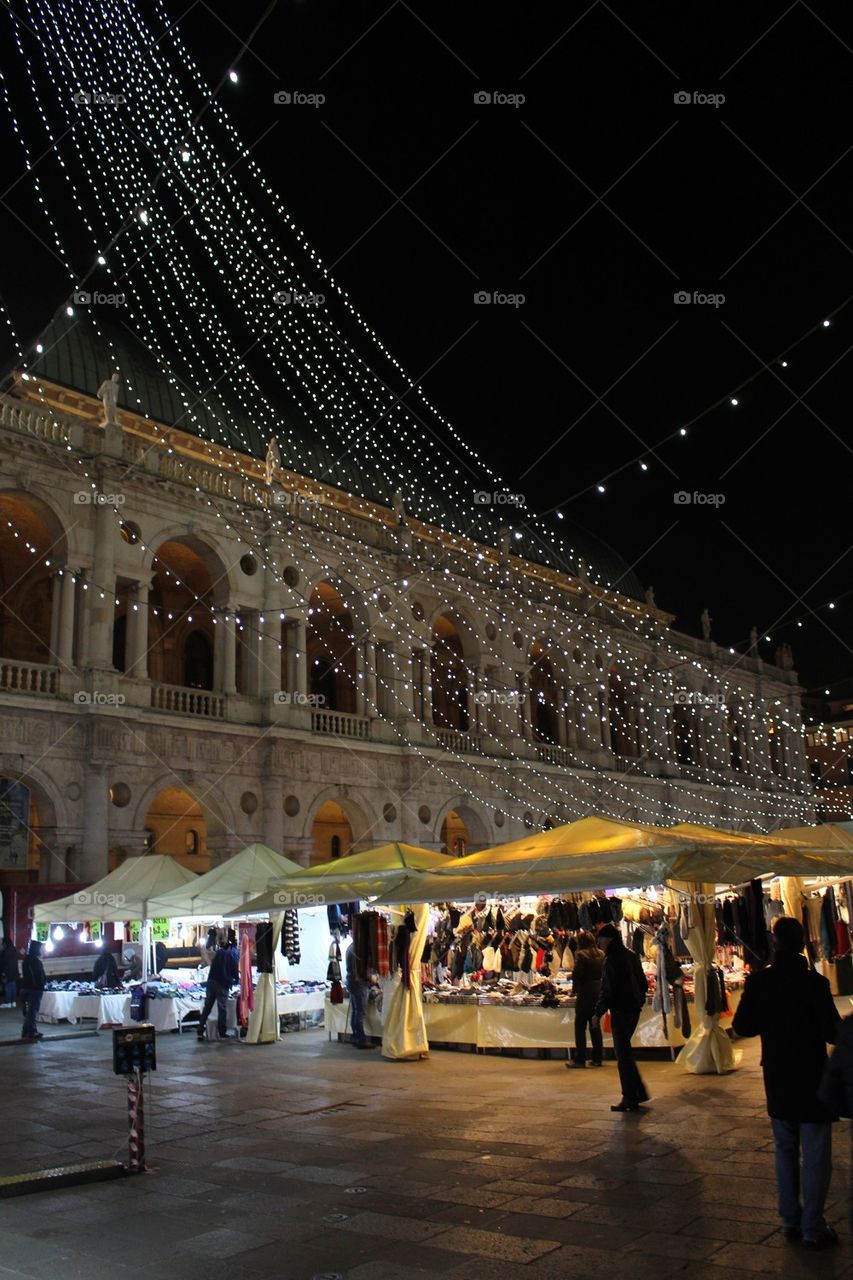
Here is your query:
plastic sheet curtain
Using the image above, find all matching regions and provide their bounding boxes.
[246,913,283,1045]
[382,904,430,1061]
[668,880,736,1075]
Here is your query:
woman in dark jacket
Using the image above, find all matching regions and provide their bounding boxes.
[93,949,120,988]
[21,940,46,1041]
[568,931,605,1068]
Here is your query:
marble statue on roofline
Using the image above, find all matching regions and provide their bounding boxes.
[265,436,281,486]
[701,607,712,641]
[97,371,120,426]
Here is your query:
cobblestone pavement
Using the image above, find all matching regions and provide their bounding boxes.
[0,1009,851,1279]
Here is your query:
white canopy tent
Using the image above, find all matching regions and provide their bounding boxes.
[33,855,197,980]
[146,843,303,918]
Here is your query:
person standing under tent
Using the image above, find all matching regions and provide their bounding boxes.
[93,949,120,988]
[568,931,605,1069]
[197,936,239,1041]
[591,923,649,1110]
[1,937,19,1008]
[346,941,376,1049]
[20,940,46,1041]
[734,916,840,1251]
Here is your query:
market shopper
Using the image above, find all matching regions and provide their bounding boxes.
[567,931,605,1068]
[197,936,239,1041]
[346,940,376,1049]
[591,923,649,1110]
[93,949,120,988]
[20,940,46,1041]
[1,937,19,1007]
[819,1015,853,1236]
[733,915,841,1250]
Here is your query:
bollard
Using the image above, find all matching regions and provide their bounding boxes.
[126,1069,146,1172]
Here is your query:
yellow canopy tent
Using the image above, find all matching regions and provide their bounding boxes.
[225,843,452,916]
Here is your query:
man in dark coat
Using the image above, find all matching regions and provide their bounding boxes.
[21,940,46,1041]
[197,938,239,1041]
[818,1015,853,1236]
[591,923,649,1110]
[733,915,841,1250]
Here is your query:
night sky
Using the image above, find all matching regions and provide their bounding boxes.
[2,1,852,694]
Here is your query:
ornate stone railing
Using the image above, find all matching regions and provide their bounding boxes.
[0,659,59,695]
[150,682,225,718]
[435,727,483,754]
[311,708,371,740]
[535,743,571,767]
[0,396,70,445]
[158,453,232,496]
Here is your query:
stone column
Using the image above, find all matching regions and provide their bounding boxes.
[294,616,308,698]
[363,640,378,716]
[49,572,61,662]
[422,648,433,725]
[81,764,110,881]
[258,610,282,698]
[517,670,531,741]
[84,502,117,668]
[354,640,366,716]
[126,580,150,679]
[76,572,91,667]
[220,610,237,695]
[56,569,78,668]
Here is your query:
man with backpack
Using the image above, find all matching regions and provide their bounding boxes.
[591,923,650,1111]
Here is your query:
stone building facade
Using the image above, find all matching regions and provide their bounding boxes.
[0,342,814,891]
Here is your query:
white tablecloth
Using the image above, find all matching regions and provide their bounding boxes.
[39,987,325,1030]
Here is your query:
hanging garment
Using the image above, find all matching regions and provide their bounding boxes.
[255,921,275,973]
[282,909,300,965]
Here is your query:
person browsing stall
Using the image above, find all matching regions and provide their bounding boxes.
[197,936,239,1041]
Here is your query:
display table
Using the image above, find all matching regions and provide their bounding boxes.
[40,987,326,1031]
[325,988,754,1052]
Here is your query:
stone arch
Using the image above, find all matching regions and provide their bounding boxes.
[428,600,484,662]
[306,576,371,714]
[301,786,375,854]
[433,797,491,853]
[0,763,67,882]
[141,527,236,602]
[131,773,235,865]
[0,489,73,665]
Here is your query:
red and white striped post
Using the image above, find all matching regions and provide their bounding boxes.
[126,1068,146,1172]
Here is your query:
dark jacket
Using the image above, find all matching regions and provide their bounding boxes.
[819,1015,853,1118]
[346,943,367,989]
[208,945,239,988]
[22,943,46,993]
[594,936,648,1018]
[93,951,120,988]
[572,946,604,1005]
[1,942,19,983]
[733,951,840,1121]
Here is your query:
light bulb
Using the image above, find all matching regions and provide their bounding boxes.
[730,397,738,406]
[229,70,239,83]
[823,319,830,327]
[596,484,605,493]
[53,926,64,940]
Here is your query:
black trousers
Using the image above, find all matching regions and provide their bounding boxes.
[610,1008,649,1105]
[574,995,603,1064]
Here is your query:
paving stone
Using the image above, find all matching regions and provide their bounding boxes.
[431,1224,561,1261]
[328,1210,451,1241]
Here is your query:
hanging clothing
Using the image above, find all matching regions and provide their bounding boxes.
[281,910,300,965]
